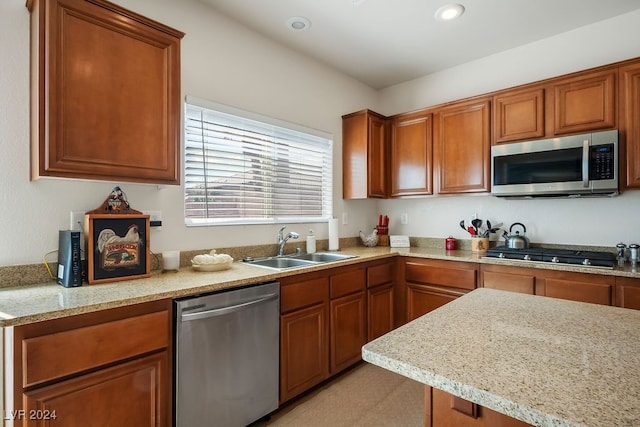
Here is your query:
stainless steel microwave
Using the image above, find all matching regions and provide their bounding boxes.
[491,130,618,198]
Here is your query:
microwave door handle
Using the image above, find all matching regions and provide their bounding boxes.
[582,139,589,187]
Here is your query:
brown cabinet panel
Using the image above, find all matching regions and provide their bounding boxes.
[330,292,366,374]
[435,98,491,194]
[541,271,614,306]
[367,283,394,341]
[23,310,168,388]
[480,264,536,295]
[280,275,328,313]
[407,284,466,321]
[493,88,545,144]
[29,0,184,184]
[24,353,168,427]
[342,110,387,199]
[330,267,366,299]
[553,69,616,135]
[405,259,477,291]
[616,277,640,310]
[428,386,532,427]
[280,303,329,402]
[389,112,433,196]
[620,62,640,188]
[367,260,395,288]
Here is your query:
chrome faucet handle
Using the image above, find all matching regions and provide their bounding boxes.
[278,226,286,241]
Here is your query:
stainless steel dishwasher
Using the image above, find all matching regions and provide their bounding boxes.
[174,281,280,427]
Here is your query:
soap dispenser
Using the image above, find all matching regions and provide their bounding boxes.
[306,229,316,254]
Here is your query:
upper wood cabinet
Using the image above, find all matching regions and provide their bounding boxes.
[493,87,545,144]
[389,111,433,196]
[434,98,491,194]
[552,68,616,135]
[342,110,387,199]
[28,0,184,184]
[493,68,617,145]
[620,62,640,188]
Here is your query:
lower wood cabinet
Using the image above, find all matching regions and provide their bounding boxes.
[10,299,172,426]
[404,258,478,321]
[280,273,330,403]
[480,264,615,306]
[367,260,396,341]
[615,277,640,310]
[426,386,531,427]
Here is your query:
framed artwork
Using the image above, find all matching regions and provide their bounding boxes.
[84,213,150,284]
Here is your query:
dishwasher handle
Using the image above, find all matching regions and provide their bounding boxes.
[180,293,279,322]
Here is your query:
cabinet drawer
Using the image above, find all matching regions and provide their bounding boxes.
[281,277,328,313]
[482,271,535,294]
[367,261,394,288]
[616,277,640,310]
[543,278,613,306]
[405,259,477,290]
[22,310,168,388]
[330,268,365,299]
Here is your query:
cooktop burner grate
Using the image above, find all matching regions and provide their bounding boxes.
[484,246,615,268]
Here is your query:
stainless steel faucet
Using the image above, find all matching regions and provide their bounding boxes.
[277,226,299,256]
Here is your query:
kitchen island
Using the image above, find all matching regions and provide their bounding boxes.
[362,288,640,427]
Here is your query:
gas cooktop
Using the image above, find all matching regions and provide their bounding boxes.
[484,246,615,268]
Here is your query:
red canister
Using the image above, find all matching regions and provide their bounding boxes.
[445,236,457,250]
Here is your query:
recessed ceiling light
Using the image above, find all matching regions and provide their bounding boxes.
[434,3,465,21]
[286,16,311,31]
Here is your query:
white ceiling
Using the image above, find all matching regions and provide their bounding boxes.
[198,0,640,89]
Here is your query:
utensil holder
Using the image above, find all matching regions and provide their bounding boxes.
[471,237,489,253]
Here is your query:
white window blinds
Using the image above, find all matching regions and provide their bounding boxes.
[184,98,333,226]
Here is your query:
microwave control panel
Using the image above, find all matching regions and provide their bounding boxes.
[589,144,615,180]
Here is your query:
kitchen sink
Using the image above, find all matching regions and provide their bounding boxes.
[244,252,357,270]
[291,252,357,263]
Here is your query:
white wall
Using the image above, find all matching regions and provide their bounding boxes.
[2,2,640,267]
[366,9,640,248]
[0,0,378,266]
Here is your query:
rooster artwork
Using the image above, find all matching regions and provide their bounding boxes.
[96,223,143,270]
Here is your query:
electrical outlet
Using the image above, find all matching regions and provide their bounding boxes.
[145,211,163,228]
[342,212,349,225]
[70,211,85,231]
[400,213,408,225]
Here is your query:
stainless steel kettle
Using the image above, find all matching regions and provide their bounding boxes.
[503,222,530,249]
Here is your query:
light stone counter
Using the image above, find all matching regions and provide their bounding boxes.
[2,244,639,328]
[362,288,640,427]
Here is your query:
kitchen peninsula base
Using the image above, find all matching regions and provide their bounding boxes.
[362,288,640,427]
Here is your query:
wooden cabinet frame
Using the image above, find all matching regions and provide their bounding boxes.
[28,0,184,184]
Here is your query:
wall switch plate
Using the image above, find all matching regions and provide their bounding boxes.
[145,211,163,228]
[342,212,349,225]
[400,213,408,225]
[70,211,85,231]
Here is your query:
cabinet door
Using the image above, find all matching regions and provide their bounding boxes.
[553,69,616,135]
[390,112,432,196]
[330,292,366,374]
[539,271,614,306]
[367,283,394,341]
[434,98,491,194]
[620,62,640,188]
[24,352,168,427]
[29,0,184,184]
[428,386,531,427]
[342,110,387,199]
[493,88,545,144]
[480,264,536,295]
[407,284,467,321]
[615,277,640,310]
[280,303,329,403]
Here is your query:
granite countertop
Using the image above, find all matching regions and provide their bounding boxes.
[362,288,640,427]
[1,245,639,328]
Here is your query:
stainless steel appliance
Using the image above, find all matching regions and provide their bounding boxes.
[174,282,280,427]
[491,130,618,198]
[485,246,615,268]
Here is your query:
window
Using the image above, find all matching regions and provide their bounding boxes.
[184,97,333,226]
